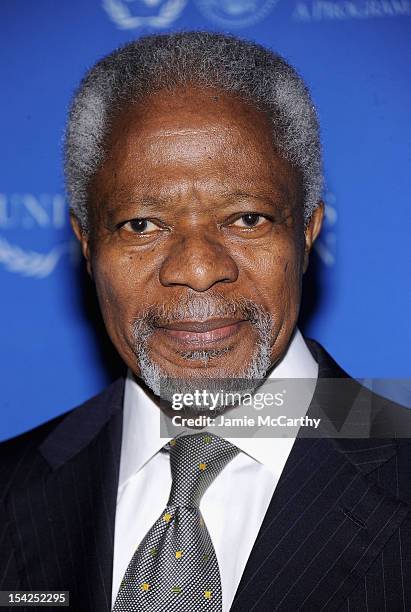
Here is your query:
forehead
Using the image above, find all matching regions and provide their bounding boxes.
[92,86,299,205]
[110,86,272,145]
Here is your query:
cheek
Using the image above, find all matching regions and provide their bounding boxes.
[91,247,161,332]
[240,234,304,311]
[91,252,137,333]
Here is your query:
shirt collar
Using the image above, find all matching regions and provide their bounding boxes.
[119,328,318,487]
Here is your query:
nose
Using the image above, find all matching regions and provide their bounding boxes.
[159,232,238,292]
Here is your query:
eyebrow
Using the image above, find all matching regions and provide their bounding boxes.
[221,190,286,207]
[104,188,287,222]
[103,195,167,225]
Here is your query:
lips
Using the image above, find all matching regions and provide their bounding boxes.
[157,318,247,345]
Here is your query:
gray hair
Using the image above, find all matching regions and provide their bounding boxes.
[64,31,323,231]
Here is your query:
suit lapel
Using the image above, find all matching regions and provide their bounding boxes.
[231,436,408,611]
[5,379,125,612]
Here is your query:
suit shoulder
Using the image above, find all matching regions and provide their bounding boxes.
[0,410,70,462]
[0,378,125,467]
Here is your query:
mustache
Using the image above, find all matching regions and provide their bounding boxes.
[131,292,273,332]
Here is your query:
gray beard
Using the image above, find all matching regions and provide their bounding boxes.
[130,293,274,412]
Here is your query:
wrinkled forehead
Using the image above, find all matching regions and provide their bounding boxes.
[98,86,299,188]
[105,86,275,153]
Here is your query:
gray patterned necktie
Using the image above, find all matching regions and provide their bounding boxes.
[113,432,240,612]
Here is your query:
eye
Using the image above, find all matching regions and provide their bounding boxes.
[121,218,161,234]
[232,213,267,228]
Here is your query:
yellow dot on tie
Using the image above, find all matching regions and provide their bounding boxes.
[204,590,213,599]
[175,550,183,559]
[171,585,182,593]
[149,547,157,556]
[170,439,176,446]
[203,435,212,444]
[203,554,209,562]
[141,583,150,592]
[199,462,207,471]
[163,512,172,523]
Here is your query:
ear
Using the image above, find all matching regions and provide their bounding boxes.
[303,201,324,273]
[70,213,93,278]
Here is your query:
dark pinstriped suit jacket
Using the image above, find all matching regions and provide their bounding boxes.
[1,339,411,611]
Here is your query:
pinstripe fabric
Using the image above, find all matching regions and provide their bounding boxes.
[0,380,124,611]
[0,340,410,612]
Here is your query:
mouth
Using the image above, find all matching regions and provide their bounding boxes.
[156,318,248,346]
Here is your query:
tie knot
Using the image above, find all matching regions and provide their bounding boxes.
[166,432,239,507]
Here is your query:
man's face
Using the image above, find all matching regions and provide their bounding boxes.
[73,86,323,396]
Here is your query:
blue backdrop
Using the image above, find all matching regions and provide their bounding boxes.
[1,0,410,441]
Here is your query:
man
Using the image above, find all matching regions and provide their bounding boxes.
[0,32,410,612]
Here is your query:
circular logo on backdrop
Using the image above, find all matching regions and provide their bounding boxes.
[194,0,280,27]
[102,0,188,29]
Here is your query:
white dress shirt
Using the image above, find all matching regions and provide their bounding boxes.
[111,328,318,610]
